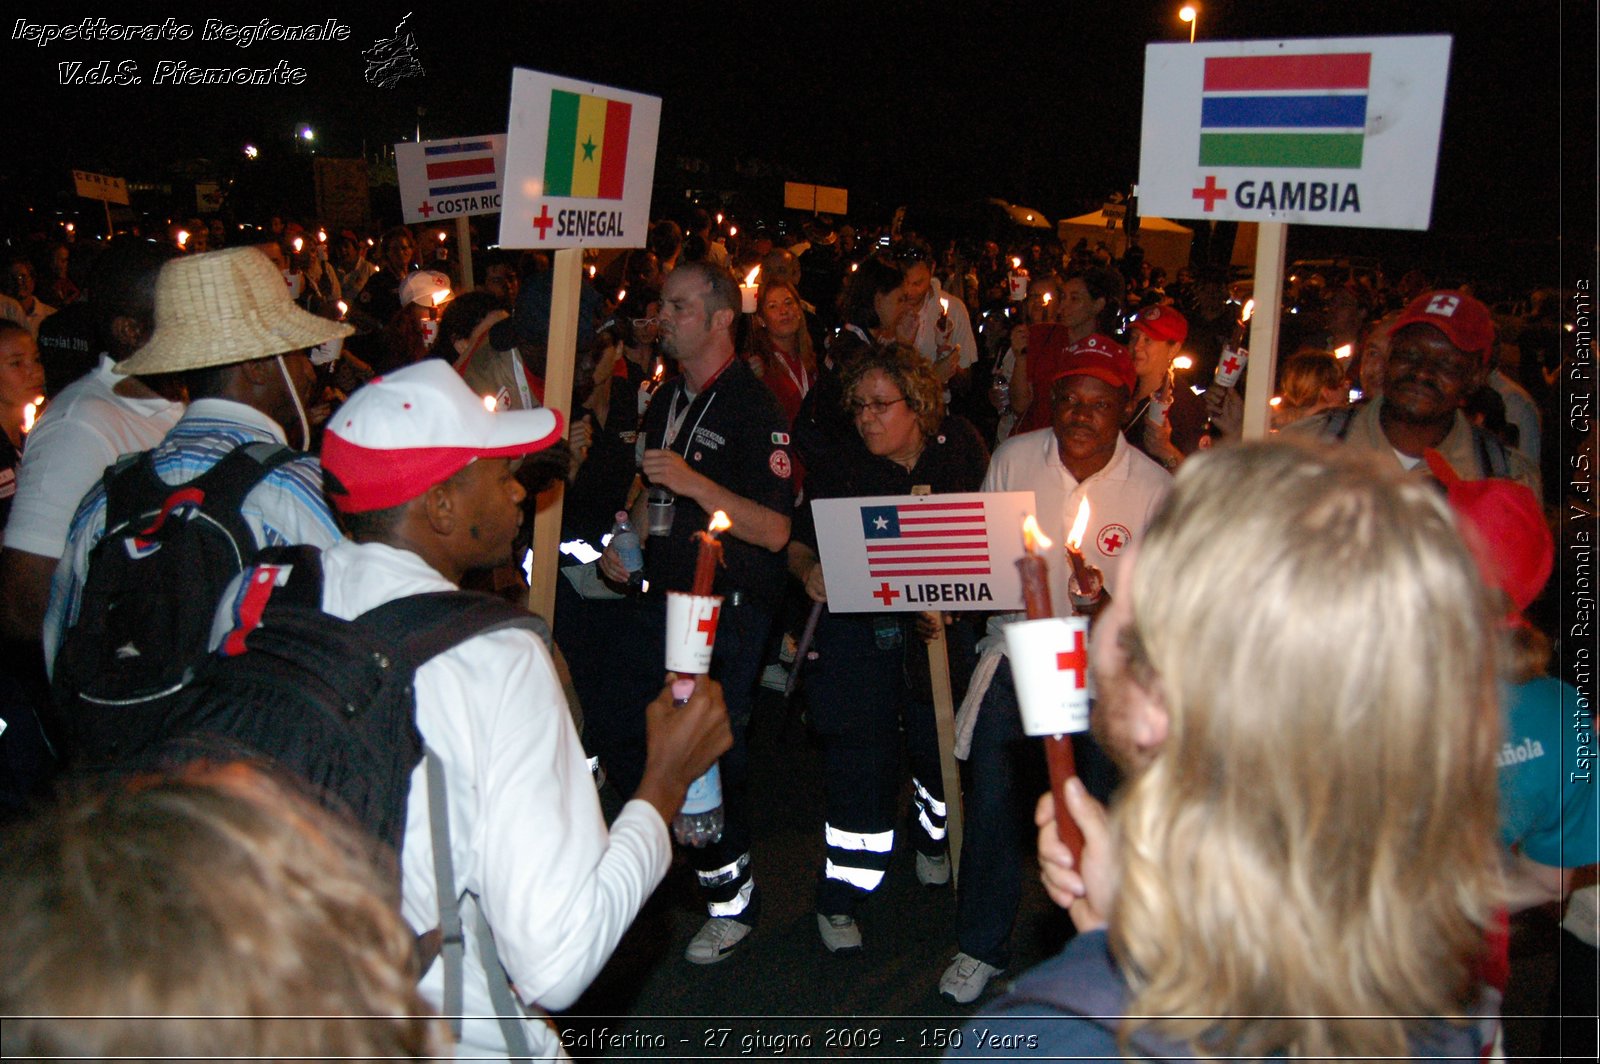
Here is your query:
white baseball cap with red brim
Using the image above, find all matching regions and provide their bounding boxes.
[322,360,563,513]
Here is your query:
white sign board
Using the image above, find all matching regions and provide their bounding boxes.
[499,68,661,248]
[72,169,128,205]
[396,134,506,224]
[812,492,1036,613]
[1138,36,1452,230]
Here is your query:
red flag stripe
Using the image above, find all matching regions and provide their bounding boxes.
[426,157,497,180]
[867,567,992,576]
[598,98,631,199]
[1203,53,1371,92]
[868,541,988,552]
[897,500,986,512]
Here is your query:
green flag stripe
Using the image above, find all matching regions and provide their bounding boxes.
[545,90,579,196]
[1199,132,1364,168]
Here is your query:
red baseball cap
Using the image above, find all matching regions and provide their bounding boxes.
[1052,333,1136,393]
[1390,290,1496,362]
[1130,304,1188,344]
[322,360,564,513]
[1424,449,1552,617]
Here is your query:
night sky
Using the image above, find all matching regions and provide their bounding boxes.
[9,1,1595,286]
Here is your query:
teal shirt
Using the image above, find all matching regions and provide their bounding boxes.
[1498,677,1598,868]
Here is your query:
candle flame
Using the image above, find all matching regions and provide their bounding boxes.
[652,364,664,382]
[1066,498,1090,551]
[616,288,627,303]
[1334,344,1353,360]
[1269,396,1283,407]
[1172,354,1194,370]
[1022,514,1053,553]
[292,236,304,253]
[317,229,327,243]
[1242,298,1255,323]
[430,288,452,307]
[1011,257,1022,269]
[587,265,596,278]
[437,232,447,243]
[336,299,349,317]
[22,395,44,434]
[743,265,761,287]
[1041,292,1052,304]
[728,225,738,236]
[715,212,724,225]
[176,229,189,247]
[939,296,950,315]
[483,394,498,412]
[707,510,732,535]
[849,262,858,272]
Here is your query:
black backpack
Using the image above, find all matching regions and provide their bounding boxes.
[149,544,548,855]
[148,544,550,1060]
[50,441,296,769]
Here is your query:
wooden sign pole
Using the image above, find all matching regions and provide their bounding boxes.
[526,247,584,622]
[455,215,475,293]
[1240,221,1288,441]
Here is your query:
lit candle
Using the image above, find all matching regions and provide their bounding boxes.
[22,395,44,435]
[1041,292,1052,306]
[317,228,328,243]
[292,236,304,254]
[1242,298,1255,323]
[1013,515,1085,861]
[336,300,349,319]
[176,229,190,248]
[939,296,950,319]
[739,266,761,314]
[1064,497,1093,594]
[1334,344,1353,360]
[692,511,732,595]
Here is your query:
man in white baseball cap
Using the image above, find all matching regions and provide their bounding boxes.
[318,360,732,1060]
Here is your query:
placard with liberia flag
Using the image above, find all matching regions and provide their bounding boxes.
[395,134,506,224]
[1138,36,1451,230]
[811,492,1036,613]
[499,68,661,248]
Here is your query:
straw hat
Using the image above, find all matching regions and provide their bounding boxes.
[116,247,352,376]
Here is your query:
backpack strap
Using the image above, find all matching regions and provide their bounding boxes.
[1471,424,1511,478]
[358,591,552,674]
[426,748,533,1062]
[100,441,296,548]
[1324,405,1358,442]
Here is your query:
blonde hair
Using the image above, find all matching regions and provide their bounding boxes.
[0,763,446,1059]
[841,342,946,436]
[1110,440,1502,1059]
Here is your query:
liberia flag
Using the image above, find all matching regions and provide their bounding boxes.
[544,89,632,199]
[1198,52,1370,169]
[423,139,499,197]
[861,500,990,578]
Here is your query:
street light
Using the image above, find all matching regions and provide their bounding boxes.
[1179,5,1198,43]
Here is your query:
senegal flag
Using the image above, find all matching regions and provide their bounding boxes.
[544,90,632,199]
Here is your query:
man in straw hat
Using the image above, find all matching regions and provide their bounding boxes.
[313,359,731,1059]
[43,246,350,671]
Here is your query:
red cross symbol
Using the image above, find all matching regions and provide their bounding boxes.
[417,200,434,218]
[1102,531,1123,552]
[1191,175,1228,212]
[1221,354,1241,375]
[872,582,901,606]
[532,204,554,239]
[1055,629,1088,690]
[696,605,721,644]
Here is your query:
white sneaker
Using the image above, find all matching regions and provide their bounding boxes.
[816,913,863,954]
[939,952,1003,1004]
[685,917,753,965]
[916,850,951,887]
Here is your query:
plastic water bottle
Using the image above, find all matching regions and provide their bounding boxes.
[609,511,644,584]
[669,678,725,847]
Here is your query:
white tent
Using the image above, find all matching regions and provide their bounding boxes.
[1056,212,1193,275]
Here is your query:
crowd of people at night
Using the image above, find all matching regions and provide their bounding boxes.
[0,198,1592,1062]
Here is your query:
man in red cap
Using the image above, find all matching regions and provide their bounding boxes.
[937,333,1171,1004]
[312,360,732,1060]
[1290,289,1538,493]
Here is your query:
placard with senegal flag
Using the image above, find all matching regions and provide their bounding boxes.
[499,68,661,249]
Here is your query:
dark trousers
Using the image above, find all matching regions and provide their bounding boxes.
[807,613,963,917]
[955,659,1118,968]
[570,586,773,923]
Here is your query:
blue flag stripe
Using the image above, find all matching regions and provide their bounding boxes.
[1201,94,1367,130]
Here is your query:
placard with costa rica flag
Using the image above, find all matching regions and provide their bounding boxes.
[498,68,661,248]
[395,135,506,225]
[1138,36,1452,230]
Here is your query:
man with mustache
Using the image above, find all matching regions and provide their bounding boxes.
[1289,289,1538,494]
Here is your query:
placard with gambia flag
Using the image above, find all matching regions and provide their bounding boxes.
[1137,36,1452,230]
[499,68,662,248]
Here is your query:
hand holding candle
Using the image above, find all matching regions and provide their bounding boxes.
[1012,515,1086,864]
[1063,498,1103,603]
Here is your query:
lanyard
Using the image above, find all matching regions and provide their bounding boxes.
[770,346,810,398]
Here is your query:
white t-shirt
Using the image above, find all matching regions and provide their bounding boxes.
[2,354,182,559]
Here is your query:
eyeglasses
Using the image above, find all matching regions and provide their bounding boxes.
[848,397,908,417]
[631,316,660,328]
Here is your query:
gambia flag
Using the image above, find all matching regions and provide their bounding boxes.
[1198,52,1370,169]
[544,89,632,199]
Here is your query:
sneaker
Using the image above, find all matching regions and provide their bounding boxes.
[939,952,1003,1004]
[759,662,790,691]
[685,917,753,965]
[816,913,863,955]
[916,850,951,887]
